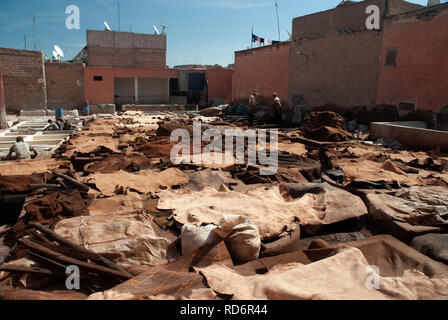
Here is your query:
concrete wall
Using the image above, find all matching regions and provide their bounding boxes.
[376,4,448,113]
[45,62,85,109]
[138,78,169,104]
[0,48,46,113]
[371,121,448,152]
[86,30,166,68]
[84,67,178,105]
[233,42,290,106]
[206,69,233,105]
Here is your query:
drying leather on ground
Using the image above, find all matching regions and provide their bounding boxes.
[157,121,194,137]
[23,190,90,228]
[62,135,120,157]
[88,241,232,300]
[0,288,88,300]
[77,119,117,135]
[200,107,222,117]
[366,186,448,228]
[334,158,432,186]
[0,174,47,193]
[305,126,352,142]
[83,153,152,174]
[157,183,368,239]
[276,141,307,156]
[303,235,448,278]
[300,111,353,142]
[87,192,147,215]
[196,246,448,300]
[83,168,189,196]
[412,234,448,265]
[0,159,71,176]
[301,111,347,131]
[133,137,177,158]
[54,206,176,267]
[187,169,237,191]
[232,156,321,184]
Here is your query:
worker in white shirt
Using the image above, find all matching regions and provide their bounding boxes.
[7,136,38,160]
[270,92,283,125]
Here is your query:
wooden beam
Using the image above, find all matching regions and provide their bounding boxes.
[19,238,132,280]
[53,172,90,192]
[31,223,133,277]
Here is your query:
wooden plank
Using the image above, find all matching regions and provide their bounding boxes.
[0,264,65,277]
[19,238,132,280]
[53,172,90,192]
[31,223,133,277]
[29,229,54,246]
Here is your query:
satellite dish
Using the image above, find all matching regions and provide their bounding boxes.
[52,50,59,60]
[153,25,160,35]
[54,45,64,58]
[104,21,111,31]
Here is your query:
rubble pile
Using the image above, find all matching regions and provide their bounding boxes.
[1,111,448,300]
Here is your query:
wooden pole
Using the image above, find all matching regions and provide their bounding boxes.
[31,223,133,277]
[53,171,90,192]
[19,238,132,280]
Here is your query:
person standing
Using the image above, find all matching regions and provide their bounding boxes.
[248,89,258,127]
[271,92,283,125]
[7,136,38,160]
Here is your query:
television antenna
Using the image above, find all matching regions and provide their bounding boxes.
[286,28,291,40]
[275,0,281,41]
[104,21,111,31]
[153,25,161,35]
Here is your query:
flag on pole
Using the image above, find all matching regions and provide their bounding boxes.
[252,33,280,46]
[252,33,265,45]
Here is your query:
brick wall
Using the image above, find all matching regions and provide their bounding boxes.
[206,69,233,103]
[288,0,422,112]
[45,62,85,109]
[86,30,166,68]
[0,48,46,113]
[233,43,290,107]
[377,4,448,112]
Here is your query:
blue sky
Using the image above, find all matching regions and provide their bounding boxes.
[0,0,436,66]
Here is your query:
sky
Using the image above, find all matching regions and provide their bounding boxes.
[0,0,439,67]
